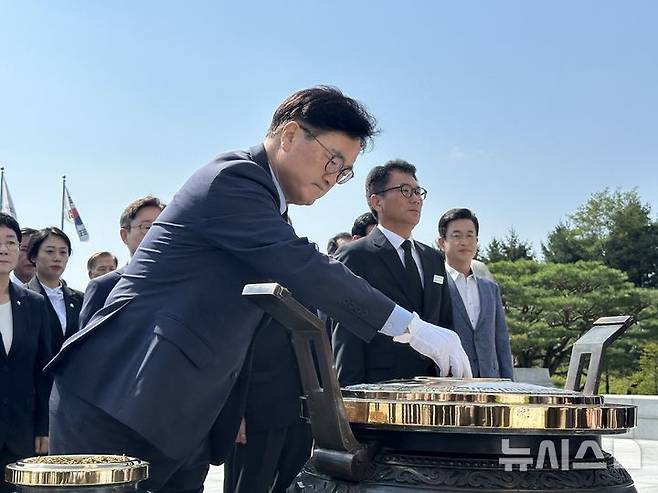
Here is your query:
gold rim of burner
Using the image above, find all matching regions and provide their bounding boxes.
[341,389,602,405]
[343,400,637,432]
[5,455,149,486]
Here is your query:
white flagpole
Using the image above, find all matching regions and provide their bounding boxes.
[61,175,66,230]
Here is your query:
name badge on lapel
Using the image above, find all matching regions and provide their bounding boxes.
[433,274,444,285]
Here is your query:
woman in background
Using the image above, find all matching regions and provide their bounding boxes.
[0,213,52,493]
[27,227,83,353]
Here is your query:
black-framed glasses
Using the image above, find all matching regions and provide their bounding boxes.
[298,124,354,184]
[374,184,428,200]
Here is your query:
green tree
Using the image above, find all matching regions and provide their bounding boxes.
[483,238,506,263]
[630,343,658,394]
[489,260,655,376]
[483,228,534,262]
[542,188,657,287]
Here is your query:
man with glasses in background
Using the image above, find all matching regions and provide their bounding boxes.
[10,227,37,286]
[332,159,456,386]
[437,208,513,379]
[47,87,470,493]
[78,195,165,328]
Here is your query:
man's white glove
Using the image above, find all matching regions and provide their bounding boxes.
[393,313,473,378]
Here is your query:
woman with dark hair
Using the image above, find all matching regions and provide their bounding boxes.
[0,214,52,492]
[26,227,83,353]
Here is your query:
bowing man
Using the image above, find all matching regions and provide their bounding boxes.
[47,86,470,493]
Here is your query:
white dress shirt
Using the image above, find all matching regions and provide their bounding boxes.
[41,280,67,334]
[446,263,480,328]
[268,160,413,337]
[0,301,13,354]
[9,271,27,287]
[377,224,424,287]
[268,163,288,215]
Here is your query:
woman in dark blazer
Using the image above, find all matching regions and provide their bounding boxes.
[0,214,52,493]
[26,227,83,354]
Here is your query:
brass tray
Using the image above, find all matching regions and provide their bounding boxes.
[341,377,636,434]
[5,455,149,487]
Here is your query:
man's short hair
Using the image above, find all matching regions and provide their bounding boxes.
[28,227,72,264]
[438,208,480,238]
[0,213,21,242]
[87,251,119,271]
[20,227,37,239]
[365,159,418,219]
[267,86,379,151]
[351,212,377,238]
[327,232,352,256]
[120,195,165,229]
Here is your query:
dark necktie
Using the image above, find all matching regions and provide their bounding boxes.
[401,240,423,313]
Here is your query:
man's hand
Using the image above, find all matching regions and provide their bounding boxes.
[35,436,49,455]
[234,418,247,444]
[394,313,473,378]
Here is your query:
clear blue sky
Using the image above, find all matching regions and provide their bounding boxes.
[1,1,656,291]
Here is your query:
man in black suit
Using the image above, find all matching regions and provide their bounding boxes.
[326,232,352,257]
[78,195,165,329]
[0,214,52,493]
[333,159,455,386]
[223,318,312,493]
[47,87,470,493]
[86,251,118,280]
[9,227,36,287]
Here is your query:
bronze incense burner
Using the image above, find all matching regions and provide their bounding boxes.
[243,283,638,493]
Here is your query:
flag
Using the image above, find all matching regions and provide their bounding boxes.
[64,185,90,241]
[0,174,18,220]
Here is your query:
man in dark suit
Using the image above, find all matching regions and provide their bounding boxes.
[78,196,165,329]
[47,87,470,493]
[223,319,312,493]
[333,159,455,386]
[326,232,352,257]
[0,214,52,493]
[437,208,514,378]
[9,227,36,287]
[86,251,118,280]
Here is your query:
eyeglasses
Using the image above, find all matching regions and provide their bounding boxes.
[374,184,428,200]
[298,124,354,184]
[446,233,478,242]
[0,240,19,251]
[128,222,153,234]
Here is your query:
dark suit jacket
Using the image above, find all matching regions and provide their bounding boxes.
[47,144,397,461]
[27,278,83,354]
[76,264,239,465]
[0,282,53,456]
[332,228,453,386]
[244,319,304,432]
[446,275,514,379]
[78,267,124,330]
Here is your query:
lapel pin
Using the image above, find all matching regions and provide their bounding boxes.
[70,303,74,308]
[16,300,21,306]
[433,274,444,285]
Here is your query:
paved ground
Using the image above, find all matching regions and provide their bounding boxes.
[601,437,658,493]
[205,437,658,492]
